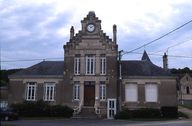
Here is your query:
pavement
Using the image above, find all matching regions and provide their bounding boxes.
[1,119,192,126]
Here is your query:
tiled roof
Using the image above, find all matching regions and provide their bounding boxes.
[121,60,171,76]
[121,51,171,76]
[9,61,64,77]
[9,51,172,78]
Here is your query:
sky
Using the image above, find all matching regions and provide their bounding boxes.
[0,0,192,70]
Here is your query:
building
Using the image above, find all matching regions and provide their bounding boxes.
[8,11,177,119]
[178,73,192,105]
[0,86,8,108]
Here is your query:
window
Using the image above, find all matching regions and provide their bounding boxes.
[100,56,106,75]
[0,101,8,108]
[145,84,158,102]
[44,83,55,101]
[74,55,80,75]
[186,86,190,94]
[100,82,106,100]
[85,55,95,75]
[125,84,138,102]
[26,82,37,101]
[73,82,80,100]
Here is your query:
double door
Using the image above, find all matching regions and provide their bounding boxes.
[84,81,95,106]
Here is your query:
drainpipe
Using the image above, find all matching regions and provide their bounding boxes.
[117,50,123,112]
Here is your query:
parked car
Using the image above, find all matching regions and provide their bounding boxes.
[0,107,18,121]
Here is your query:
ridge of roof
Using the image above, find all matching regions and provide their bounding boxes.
[9,61,64,77]
[121,59,171,76]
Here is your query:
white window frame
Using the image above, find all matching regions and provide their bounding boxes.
[26,82,37,101]
[100,82,106,100]
[0,100,8,108]
[100,56,106,75]
[73,83,80,100]
[145,84,158,102]
[44,82,56,101]
[125,84,138,102]
[85,55,95,75]
[74,56,80,75]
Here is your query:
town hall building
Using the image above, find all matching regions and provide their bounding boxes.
[8,11,177,119]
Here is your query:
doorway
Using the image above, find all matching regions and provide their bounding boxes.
[84,81,95,106]
[107,98,116,119]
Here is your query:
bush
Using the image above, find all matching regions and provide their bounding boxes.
[178,111,189,119]
[114,108,161,119]
[50,105,74,118]
[114,109,130,119]
[11,100,74,118]
[131,108,161,118]
[161,106,178,118]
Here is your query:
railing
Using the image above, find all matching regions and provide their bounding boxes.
[73,100,83,115]
[94,100,100,115]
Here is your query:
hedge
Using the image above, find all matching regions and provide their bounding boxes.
[161,106,178,118]
[114,108,161,119]
[115,107,178,119]
[11,100,74,118]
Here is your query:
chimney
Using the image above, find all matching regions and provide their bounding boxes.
[113,24,117,43]
[163,53,168,70]
[70,26,74,39]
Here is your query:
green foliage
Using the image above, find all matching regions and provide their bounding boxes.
[161,106,178,118]
[114,108,161,119]
[115,107,178,119]
[0,69,22,87]
[178,111,189,119]
[180,104,192,110]
[171,67,192,74]
[11,100,74,118]
[114,109,130,119]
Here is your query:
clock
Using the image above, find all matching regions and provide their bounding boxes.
[87,24,95,32]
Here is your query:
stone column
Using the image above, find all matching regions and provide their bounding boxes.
[95,54,100,75]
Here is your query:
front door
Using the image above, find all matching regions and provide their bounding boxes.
[84,81,95,106]
[107,98,116,119]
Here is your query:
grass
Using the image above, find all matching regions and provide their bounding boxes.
[179,104,192,110]
[178,111,189,119]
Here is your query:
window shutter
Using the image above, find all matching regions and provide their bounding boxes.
[125,84,138,102]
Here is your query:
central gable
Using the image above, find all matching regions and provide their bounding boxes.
[64,11,117,54]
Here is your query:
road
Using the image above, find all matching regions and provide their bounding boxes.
[1,119,192,126]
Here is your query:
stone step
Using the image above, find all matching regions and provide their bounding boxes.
[73,106,98,119]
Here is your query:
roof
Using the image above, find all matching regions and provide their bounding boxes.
[141,50,151,62]
[121,60,171,76]
[121,51,171,76]
[9,61,64,78]
[9,51,172,78]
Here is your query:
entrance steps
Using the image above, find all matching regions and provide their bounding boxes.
[73,106,98,119]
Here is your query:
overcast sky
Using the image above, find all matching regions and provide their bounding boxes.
[1,0,192,70]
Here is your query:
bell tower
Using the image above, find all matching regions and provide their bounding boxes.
[63,11,118,118]
[81,11,102,35]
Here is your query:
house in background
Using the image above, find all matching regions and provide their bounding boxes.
[8,11,177,119]
[178,73,192,105]
[0,86,8,108]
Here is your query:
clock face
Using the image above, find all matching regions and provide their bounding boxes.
[87,24,95,32]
